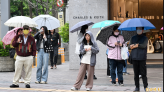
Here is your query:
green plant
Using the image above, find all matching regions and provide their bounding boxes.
[59,23,69,43]
[0,39,10,57]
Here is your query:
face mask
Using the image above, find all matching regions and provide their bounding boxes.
[137,30,142,34]
[23,30,29,35]
[114,32,119,35]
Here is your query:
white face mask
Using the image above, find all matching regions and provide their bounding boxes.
[137,30,142,34]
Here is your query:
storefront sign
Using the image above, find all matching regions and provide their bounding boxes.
[73,16,104,19]
[57,0,64,7]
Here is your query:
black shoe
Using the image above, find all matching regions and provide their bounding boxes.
[112,82,117,86]
[144,87,148,92]
[10,84,19,88]
[25,84,31,88]
[119,82,124,86]
[93,75,97,79]
[84,74,87,79]
[133,88,140,92]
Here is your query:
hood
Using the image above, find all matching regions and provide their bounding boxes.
[85,31,95,44]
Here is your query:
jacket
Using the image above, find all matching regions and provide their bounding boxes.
[34,31,50,53]
[107,33,124,60]
[50,32,61,47]
[12,35,36,57]
[80,31,99,66]
[128,34,148,60]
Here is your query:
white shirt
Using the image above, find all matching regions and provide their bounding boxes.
[23,35,28,44]
[81,44,92,64]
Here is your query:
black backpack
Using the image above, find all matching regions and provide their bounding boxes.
[153,38,162,53]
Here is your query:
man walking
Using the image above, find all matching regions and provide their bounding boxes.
[128,27,148,92]
[10,25,36,88]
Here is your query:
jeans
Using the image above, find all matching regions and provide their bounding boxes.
[50,46,58,67]
[109,59,118,78]
[110,59,123,83]
[123,60,127,73]
[36,49,49,82]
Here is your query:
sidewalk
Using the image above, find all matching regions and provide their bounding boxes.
[0,61,163,92]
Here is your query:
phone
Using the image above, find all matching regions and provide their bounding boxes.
[19,36,22,43]
[117,41,120,44]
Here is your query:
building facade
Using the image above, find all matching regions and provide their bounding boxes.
[69,0,163,69]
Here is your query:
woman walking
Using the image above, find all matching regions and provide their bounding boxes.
[71,31,99,91]
[107,26,125,86]
[34,26,50,84]
[49,29,61,69]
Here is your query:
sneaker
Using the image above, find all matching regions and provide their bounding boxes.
[71,87,78,91]
[119,82,124,86]
[35,81,40,84]
[112,82,117,86]
[86,88,91,91]
[108,75,111,78]
[139,75,142,78]
[25,84,30,88]
[123,72,130,75]
[50,67,53,69]
[93,75,97,79]
[40,81,47,84]
[84,74,87,79]
[133,88,140,92]
[19,79,24,83]
[10,84,19,88]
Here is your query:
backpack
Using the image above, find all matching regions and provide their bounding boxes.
[153,38,162,53]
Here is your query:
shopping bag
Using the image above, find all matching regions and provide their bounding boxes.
[121,46,129,60]
[75,42,80,54]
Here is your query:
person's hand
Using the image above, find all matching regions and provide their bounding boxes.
[115,42,118,46]
[43,34,46,39]
[85,48,88,51]
[130,44,134,49]
[51,39,53,41]
[87,47,91,51]
[17,37,21,43]
[134,44,139,48]
[119,43,122,47]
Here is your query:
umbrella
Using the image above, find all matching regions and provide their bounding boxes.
[32,15,60,30]
[70,20,94,33]
[161,27,163,30]
[118,18,156,31]
[2,27,32,46]
[4,16,38,27]
[96,23,121,45]
[92,20,121,29]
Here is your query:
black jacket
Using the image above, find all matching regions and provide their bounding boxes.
[128,34,148,61]
[34,31,50,53]
[50,32,61,47]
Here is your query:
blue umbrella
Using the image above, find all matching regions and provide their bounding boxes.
[92,20,121,29]
[118,18,156,31]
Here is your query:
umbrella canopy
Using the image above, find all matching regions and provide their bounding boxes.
[161,27,163,30]
[32,15,60,30]
[118,18,156,31]
[70,20,94,33]
[96,23,121,45]
[92,20,121,29]
[4,16,38,27]
[2,27,32,46]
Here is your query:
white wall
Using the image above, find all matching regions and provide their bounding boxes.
[69,0,108,69]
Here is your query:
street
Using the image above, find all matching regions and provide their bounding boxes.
[0,61,163,92]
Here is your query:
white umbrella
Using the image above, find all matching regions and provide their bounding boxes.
[32,15,60,30]
[4,16,38,27]
[70,20,94,33]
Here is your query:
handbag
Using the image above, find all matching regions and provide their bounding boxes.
[147,39,154,53]
[9,48,15,58]
[153,38,162,53]
[128,54,133,64]
[121,45,129,60]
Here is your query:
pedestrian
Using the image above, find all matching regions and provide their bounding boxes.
[76,25,97,79]
[107,25,125,86]
[34,26,50,84]
[128,27,148,92]
[10,25,36,88]
[71,31,99,91]
[106,48,110,77]
[49,29,61,69]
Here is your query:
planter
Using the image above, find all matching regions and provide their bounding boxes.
[0,56,14,72]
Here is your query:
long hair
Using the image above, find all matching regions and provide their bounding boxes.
[16,28,23,35]
[80,25,88,35]
[83,33,93,45]
[40,26,48,35]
